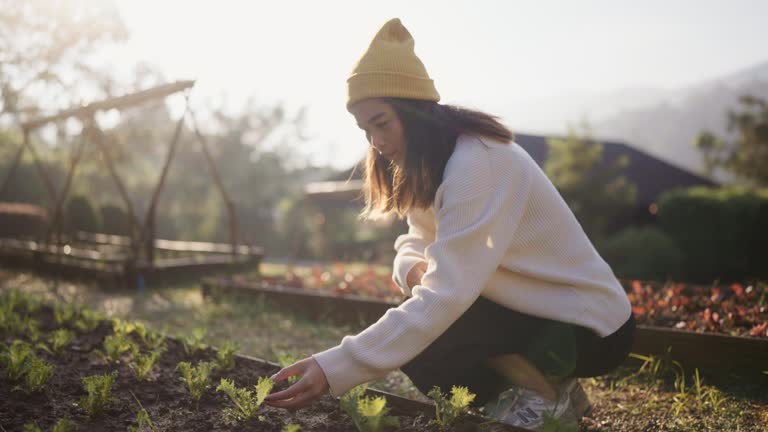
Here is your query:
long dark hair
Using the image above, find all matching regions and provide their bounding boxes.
[360,98,514,220]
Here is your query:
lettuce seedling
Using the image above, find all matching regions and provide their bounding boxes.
[427,385,476,430]
[340,384,400,432]
[53,304,78,326]
[51,418,74,432]
[98,332,137,363]
[128,391,157,432]
[1,340,32,380]
[177,361,214,401]
[140,328,166,351]
[23,355,53,393]
[74,309,103,333]
[215,376,274,425]
[130,347,165,381]
[282,424,302,432]
[22,424,41,432]
[48,329,74,355]
[181,327,207,356]
[80,371,118,416]
[215,341,239,372]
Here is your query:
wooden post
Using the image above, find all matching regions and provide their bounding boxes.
[44,125,89,244]
[187,107,239,260]
[142,105,187,266]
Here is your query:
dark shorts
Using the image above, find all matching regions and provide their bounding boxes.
[399,295,636,406]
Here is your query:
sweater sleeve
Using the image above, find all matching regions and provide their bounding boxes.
[391,209,435,297]
[312,147,534,398]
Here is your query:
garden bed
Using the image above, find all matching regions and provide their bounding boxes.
[0,291,519,431]
[201,276,768,372]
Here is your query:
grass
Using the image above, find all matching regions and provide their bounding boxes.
[2,267,767,431]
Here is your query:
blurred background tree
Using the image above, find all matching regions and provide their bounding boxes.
[694,95,768,188]
[544,122,637,242]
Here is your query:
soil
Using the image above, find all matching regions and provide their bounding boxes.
[0,305,516,432]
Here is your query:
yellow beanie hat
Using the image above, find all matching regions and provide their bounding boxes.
[346,18,440,110]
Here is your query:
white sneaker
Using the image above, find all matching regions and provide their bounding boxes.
[483,384,578,431]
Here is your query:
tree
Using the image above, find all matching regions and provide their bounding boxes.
[0,0,128,124]
[694,95,768,187]
[545,123,637,241]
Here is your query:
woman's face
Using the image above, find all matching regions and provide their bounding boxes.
[350,98,406,165]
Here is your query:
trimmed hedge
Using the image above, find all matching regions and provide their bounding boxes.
[657,186,768,283]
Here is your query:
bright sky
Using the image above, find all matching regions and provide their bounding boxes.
[111,0,768,169]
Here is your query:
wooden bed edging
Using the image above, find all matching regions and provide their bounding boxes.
[202,278,768,373]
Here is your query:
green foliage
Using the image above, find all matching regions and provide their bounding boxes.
[0,290,41,338]
[53,304,78,326]
[657,186,768,282]
[23,355,53,393]
[129,348,165,381]
[595,225,683,282]
[177,361,214,401]
[73,309,103,333]
[48,329,75,354]
[427,385,476,431]
[128,391,157,432]
[23,424,42,432]
[138,326,166,351]
[181,327,207,356]
[51,419,74,432]
[1,339,33,380]
[98,332,137,363]
[694,95,768,187]
[340,384,400,432]
[545,122,637,241]
[215,377,274,425]
[540,412,580,432]
[215,341,239,372]
[80,371,118,416]
[282,424,302,432]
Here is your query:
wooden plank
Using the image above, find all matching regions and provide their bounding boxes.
[21,81,195,130]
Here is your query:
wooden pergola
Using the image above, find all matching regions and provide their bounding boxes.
[0,80,261,282]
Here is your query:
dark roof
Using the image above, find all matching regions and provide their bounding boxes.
[327,133,718,205]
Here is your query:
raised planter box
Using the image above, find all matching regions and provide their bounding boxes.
[201,278,768,373]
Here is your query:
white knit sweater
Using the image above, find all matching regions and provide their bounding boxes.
[312,134,632,398]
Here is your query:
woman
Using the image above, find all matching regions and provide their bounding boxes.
[265,18,635,430]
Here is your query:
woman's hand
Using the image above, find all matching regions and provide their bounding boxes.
[406,261,428,290]
[264,357,330,411]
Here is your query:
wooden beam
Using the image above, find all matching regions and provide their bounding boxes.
[21,80,195,131]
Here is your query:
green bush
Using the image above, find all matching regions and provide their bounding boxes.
[596,225,684,282]
[657,186,768,283]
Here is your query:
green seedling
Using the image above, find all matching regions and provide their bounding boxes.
[128,390,157,432]
[427,385,476,431]
[48,329,75,354]
[23,424,42,432]
[74,309,103,332]
[98,332,137,363]
[340,384,400,432]
[53,304,78,326]
[540,412,580,432]
[80,371,118,416]
[140,327,166,351]
[51,418,74,432]
[215,341,239,372]
[1,340,33,380]
[215,377,274,425]
[181,327,207,356]
[130,347,165,381]
[177,361,214,401]
[283,424,302,432]
[23,355,53,393]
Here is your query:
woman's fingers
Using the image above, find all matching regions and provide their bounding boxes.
[270,360,305,383]
[266,387,322,410]
[265,375,310,402]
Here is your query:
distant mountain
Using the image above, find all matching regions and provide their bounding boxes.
[506,61,768,182]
